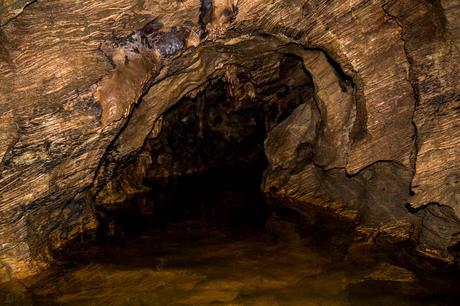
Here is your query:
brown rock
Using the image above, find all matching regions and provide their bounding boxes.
[0,0,459,280]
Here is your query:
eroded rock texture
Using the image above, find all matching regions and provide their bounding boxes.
[0,0,459,281]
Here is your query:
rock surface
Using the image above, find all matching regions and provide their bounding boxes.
[0,0,459,280]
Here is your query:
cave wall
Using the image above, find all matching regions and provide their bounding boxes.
[0,0,459,281]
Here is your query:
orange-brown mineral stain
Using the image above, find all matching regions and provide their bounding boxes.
[95,54,157,127]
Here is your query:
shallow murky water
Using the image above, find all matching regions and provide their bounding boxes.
[2,220,459,305]
[1,167,459,305]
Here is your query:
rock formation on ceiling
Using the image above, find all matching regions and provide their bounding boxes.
[0,0,459,281]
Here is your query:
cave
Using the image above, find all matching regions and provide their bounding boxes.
[98,54,311,236]
[1,0,460,305]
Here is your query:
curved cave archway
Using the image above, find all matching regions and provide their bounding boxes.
[1,0,460,304]
[95,52,317,236]
[91,31,369,248]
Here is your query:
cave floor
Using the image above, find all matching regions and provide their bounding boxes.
[2,218,459,305]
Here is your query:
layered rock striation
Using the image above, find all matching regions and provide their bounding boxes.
[0,0,459,281]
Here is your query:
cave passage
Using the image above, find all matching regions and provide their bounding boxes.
[1,0,460,304]
[96,54,312,237]
[2,53,460,306]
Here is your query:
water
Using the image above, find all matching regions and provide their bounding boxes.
[1,166,459,305]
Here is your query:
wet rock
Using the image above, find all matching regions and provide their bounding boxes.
[265,103,317,170]
[0,0,459,280]
[417,204,460,263]
[364,262,416,283]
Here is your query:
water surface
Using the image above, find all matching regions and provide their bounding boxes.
[1,167,459,305]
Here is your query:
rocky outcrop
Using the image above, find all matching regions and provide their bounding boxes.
[0,0,459,281]
[382,0,460,260]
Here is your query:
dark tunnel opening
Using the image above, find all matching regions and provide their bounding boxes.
[96,54,314,236]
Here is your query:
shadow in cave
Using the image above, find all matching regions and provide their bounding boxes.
[97,54,313,238]
[109,162,270,235]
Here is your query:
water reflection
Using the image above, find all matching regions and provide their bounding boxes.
[1,166,459,305]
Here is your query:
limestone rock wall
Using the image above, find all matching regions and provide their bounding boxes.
[0,0,458,280]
